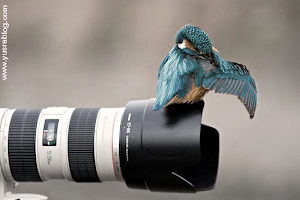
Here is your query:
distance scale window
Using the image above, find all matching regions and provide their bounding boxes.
[43,119,59,146]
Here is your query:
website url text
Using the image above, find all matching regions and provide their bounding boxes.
[2,5,9,81]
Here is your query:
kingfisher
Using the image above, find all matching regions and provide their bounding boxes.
[153,24,257,119]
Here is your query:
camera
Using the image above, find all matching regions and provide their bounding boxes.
[0,98,219,198]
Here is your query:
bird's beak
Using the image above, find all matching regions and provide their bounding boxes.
[178,39,201,54]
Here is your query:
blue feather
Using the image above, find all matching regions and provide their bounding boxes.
[153,46,203,111]
[175,24,212,54]
[202,58,257,118]
[203,76,216,87]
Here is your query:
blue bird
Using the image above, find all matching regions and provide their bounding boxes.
[153,24,257,119]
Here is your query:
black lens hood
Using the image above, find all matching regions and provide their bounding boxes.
[120,99,219,193]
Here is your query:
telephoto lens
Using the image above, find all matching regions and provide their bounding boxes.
[0,98,219,193]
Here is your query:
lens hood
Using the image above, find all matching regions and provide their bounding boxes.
[120,99,219,193]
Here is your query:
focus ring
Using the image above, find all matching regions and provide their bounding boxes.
[8,109,42,182]
[68,108,100,182]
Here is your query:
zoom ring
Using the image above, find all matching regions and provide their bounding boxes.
[8,109,42,182]
[68,108,100,182]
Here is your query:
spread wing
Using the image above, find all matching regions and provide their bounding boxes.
[203,51,257,118]
[153,46,203,110]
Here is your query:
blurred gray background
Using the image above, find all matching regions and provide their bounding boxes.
[1,0,300,199]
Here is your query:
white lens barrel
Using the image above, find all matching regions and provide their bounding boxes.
[35,107,75,181]
[0,107,125,183]
[95,108,125,182]
[0,108,14,182]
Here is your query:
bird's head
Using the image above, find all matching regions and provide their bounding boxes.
[175,24,212,55]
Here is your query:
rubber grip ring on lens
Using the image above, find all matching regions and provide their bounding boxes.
[8,109,42,182]
[68,108,100,182]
